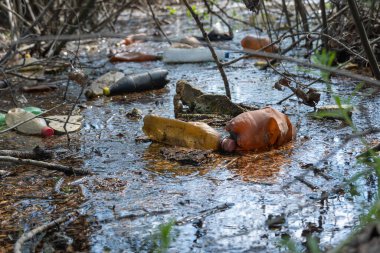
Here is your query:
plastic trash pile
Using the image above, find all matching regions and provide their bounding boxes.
[81,28,295,152]
[0,107,83,137]
[142,107,295,152]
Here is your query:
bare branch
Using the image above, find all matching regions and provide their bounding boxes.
[182,0,231,99]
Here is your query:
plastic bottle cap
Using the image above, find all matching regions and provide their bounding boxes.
[41,126,54,137]
[221,138,237,152]
[103,86,110,96]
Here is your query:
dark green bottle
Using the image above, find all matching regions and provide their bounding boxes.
[103,68,169,96]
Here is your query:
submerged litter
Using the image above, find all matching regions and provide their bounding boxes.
[85,71,124,98]
[103,68,169,96]
[5,108,54,137]
[109,52,160,63]
[241,35,278,53]
[143,114,221,151]
[46,115,83,134]
[222,107,295,152]
[163,47,228,63]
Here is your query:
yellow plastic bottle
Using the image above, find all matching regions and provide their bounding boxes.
[142,114,221,150]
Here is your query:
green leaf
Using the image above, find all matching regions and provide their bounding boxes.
[307,236,321,253]
[166,6,177,15]
[311,49,336,82]
[151,220,176,253]
[186,4,200,18]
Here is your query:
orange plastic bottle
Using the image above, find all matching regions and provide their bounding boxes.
[222,107,294,152]
[241,35,278,53]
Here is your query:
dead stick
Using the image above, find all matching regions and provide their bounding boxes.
[229,49,380,88]
[24,0,55,35]
[294,176,319,190]
[264,5,348,68]
[347,0,380,80]
[277,35,379,104]
[0,156,90,175]
[314,168,333,180]
[320,0,328,49]
[175,203,234,225]
[282,0,295,43]
[202,0,233,39]
[182,0,231,99]
[146,0,171,45]
[14,211,78,253]
[214,2,261,31]
[0,147,53,160]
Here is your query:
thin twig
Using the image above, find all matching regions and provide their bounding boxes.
[0,146,53,160]
[202,0,233,39]
[182,0,231,99]
[24,0,41,34]
[14,211,79,253]
[175,203,234,225]
[294,0,309,33]
[0,156,91,175]
[263,5,349,68]
[347,0,380,80]
[282,0,295,43]
[6,32,175,48]
[214,1,262,31]
[24,0,55,35]
[294,176,319,190]
[64,68,89,145]
[146,0,171,45]
[226,49,380,89]
[320,0,328,49]
[286,128,380,191]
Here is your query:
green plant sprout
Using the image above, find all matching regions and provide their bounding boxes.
[151,220,176,253]
[166,6,177,16]
[186,5,200,18]
[311,49,336,92]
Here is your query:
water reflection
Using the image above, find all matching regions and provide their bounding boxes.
[227,143,293,184]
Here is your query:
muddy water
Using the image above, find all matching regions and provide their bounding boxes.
[79,65,377,252]
[1,7,380,253]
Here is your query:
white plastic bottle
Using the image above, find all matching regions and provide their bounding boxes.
[5,108,54,137]
[162,47,228,63]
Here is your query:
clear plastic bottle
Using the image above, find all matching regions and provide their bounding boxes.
[142,114,221,150]
[162,47,228,63]
[5,108,54,137]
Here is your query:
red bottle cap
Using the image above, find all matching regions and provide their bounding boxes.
[221,138,237,152]
[41,126,54,137]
